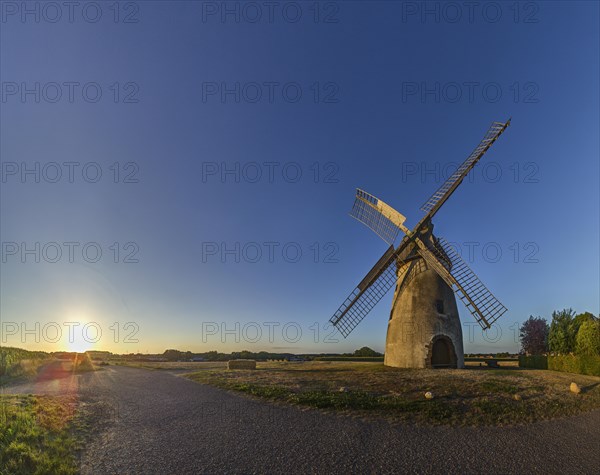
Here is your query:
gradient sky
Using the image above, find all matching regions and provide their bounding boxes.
[1,1,598,355]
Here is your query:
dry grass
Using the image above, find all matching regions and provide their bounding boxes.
[464,359,519,367]
[114,360,228,371]
[185,361,600,426]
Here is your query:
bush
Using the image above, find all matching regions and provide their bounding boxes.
[519,316,548,354]
[548,354,600,376]
[519,354,600,376]
[518,355,548,369]
[353,346,383,357]
[548,308,576,354]
[0,347,49,379]
[74,353,95,372]
[575,319,600,356]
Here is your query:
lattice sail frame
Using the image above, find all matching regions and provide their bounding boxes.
[329,245,405,338]
[416,237,507,329]
[420,120,511,217]
[349,189,407,245]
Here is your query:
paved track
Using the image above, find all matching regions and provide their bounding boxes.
[4,365,600,474]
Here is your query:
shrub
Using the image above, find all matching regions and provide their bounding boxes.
[548,308,576,354]
[0,347,49,379]
[519,354,600,376]
[353,346,383,357]
[548,354,600,376]
[74,353,95,372]
[575,319,600,356]
[518,355,548,369]
[519,316,548,354]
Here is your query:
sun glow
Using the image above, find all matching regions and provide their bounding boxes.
[67,338,93,353]
[61,312,98,353]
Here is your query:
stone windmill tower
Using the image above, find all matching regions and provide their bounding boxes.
[329,120,511,368]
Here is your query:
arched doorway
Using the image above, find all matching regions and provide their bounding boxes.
[430,336,457,368]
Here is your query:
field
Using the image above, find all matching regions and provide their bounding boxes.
[185,361,600,426]
[113,360,228,371]
[0,347,50,384]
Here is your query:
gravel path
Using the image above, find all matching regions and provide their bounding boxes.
[4,365,600,474]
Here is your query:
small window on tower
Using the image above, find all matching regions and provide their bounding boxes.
[436,300,444,314]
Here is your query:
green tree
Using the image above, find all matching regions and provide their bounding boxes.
[353,346,382,357]
[575,318,600,356]
[163,349,183,361]
[572,312,596,340]
[548,308,576,354]
[519,316,548,355]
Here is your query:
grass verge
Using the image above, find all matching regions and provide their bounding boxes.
[0,394,80,474]
[185,361,600,426]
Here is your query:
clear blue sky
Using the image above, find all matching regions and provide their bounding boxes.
[1,1,598,354]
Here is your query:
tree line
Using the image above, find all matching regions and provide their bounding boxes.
[520,309,599,356]
[157,347,382,362]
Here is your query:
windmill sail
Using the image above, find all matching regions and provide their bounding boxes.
[349,189,407,245]
[330,245,405,337]
[329,119,511,343]
[420,120,510,218]
[416,237,507,329]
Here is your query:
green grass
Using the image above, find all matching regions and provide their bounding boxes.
[479,379,520,394]
[185,361,600,426]
[0,395,80,474]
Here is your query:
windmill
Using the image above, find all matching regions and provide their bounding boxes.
[329,119,511,368]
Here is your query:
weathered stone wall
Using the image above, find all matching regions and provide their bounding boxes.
[384,262,464,368]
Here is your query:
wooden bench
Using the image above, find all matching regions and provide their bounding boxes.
[484,359,500,368]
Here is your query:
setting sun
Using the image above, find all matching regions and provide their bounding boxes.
[66,339,93,353]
